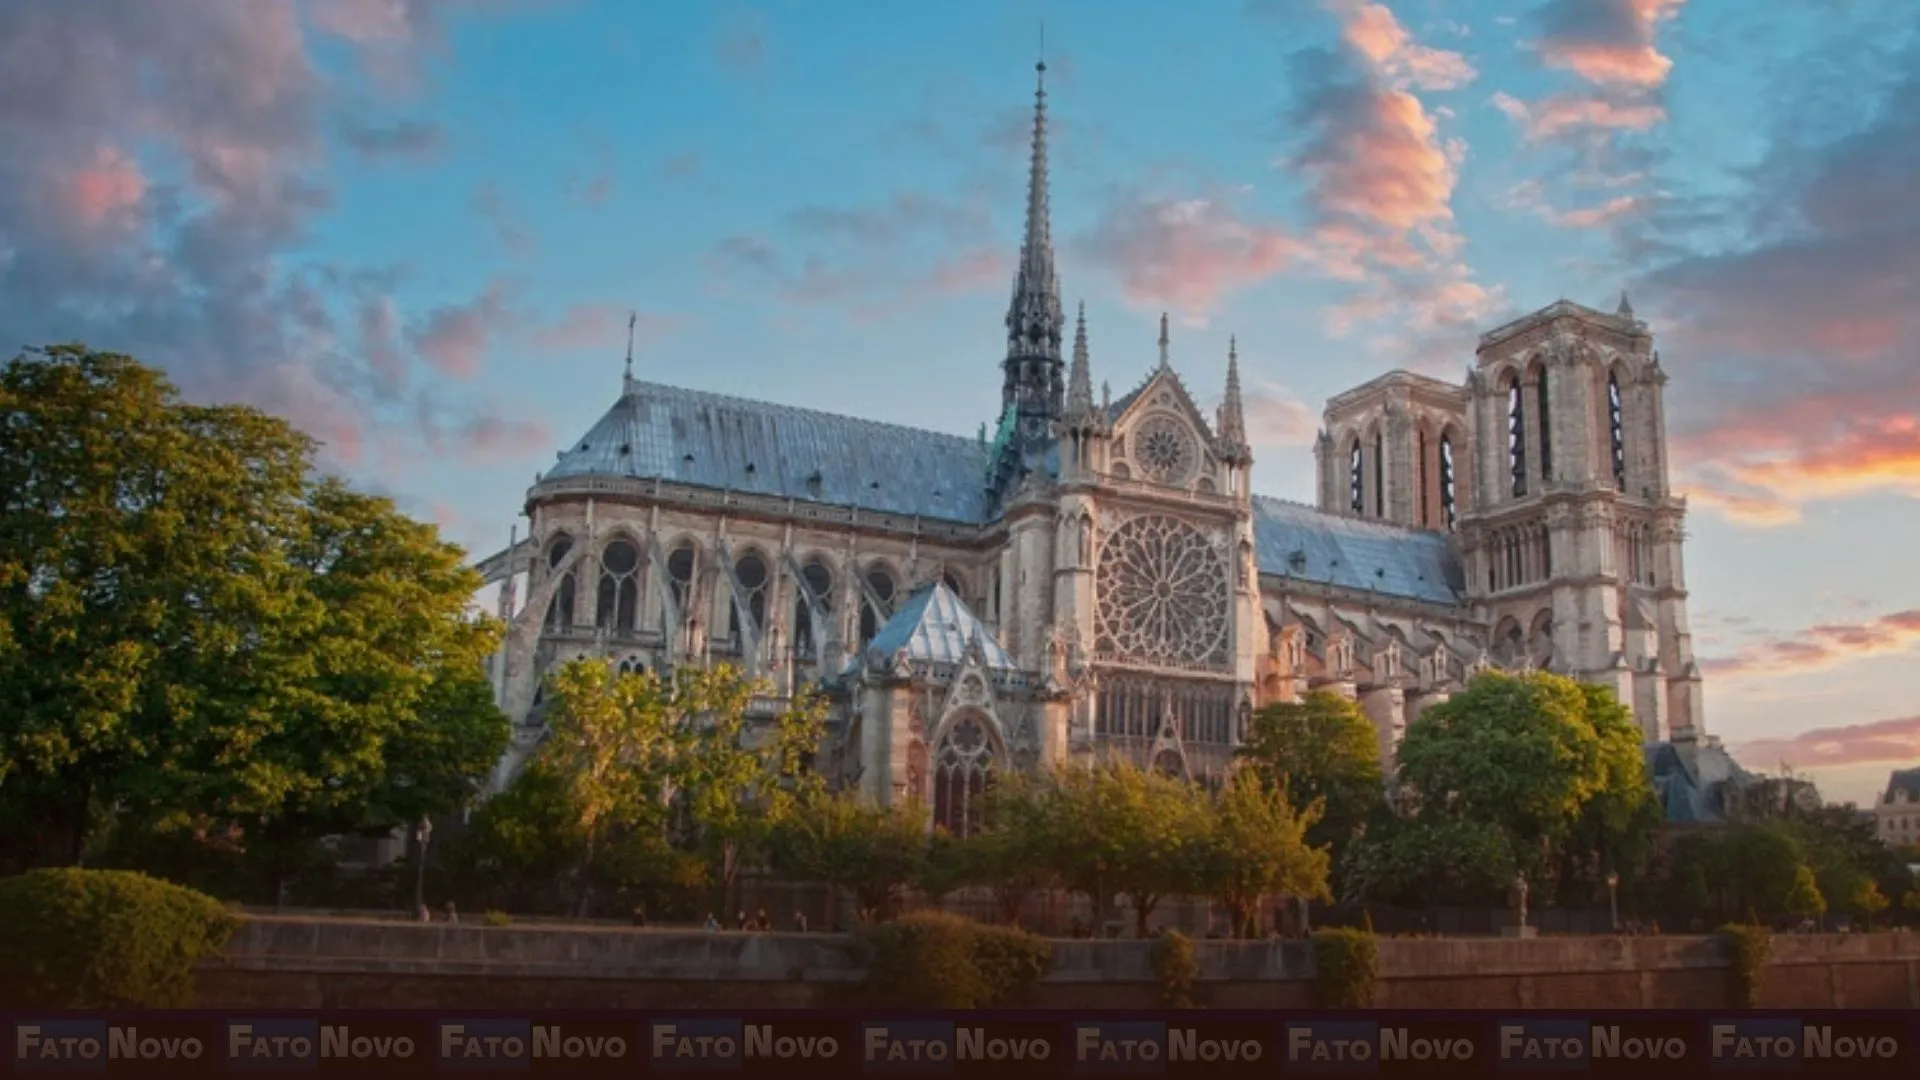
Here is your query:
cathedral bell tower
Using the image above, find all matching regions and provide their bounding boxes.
[991,59,1066,495]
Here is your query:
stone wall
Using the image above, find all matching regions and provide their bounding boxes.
[197,916,1920,1011]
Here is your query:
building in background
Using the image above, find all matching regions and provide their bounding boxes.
[475,64,1741,830]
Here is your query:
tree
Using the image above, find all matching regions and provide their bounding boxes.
[1237,692,1383,854]
[946,773,1059,926]
[1034,762,1206,937]
[1194,775,1331,937]
[0,346,508,877]
[1784,864,1827,922]
[1392,671,1660,901]
[1849,879,1889,929]
[1340,818,1516,908]
[768,793,927,925]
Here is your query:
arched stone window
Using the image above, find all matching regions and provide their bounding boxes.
[1535,367,1553,484]
[859,563,896,644]
[1608,371,1627,491]
[1151,748,1186,779]
[666,542,697,614]
[932,714,997,838]
[1439,433,1457,529]
[1528,611,1555,668]
[793,558,834,660]
[1539,522,1553,578]
[543,535,576,630]
[1417,428,1431,526]
[1349,439,1364,513]
[727,549,770,643]
[1507,375,1528,497]
[596,537,641,632]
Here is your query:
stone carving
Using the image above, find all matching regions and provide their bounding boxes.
[1509,874,1530,929]
[1095,514,1231,667]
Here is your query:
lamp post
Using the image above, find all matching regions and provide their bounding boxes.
[1606,871,1620,933]
[412,817,433,916]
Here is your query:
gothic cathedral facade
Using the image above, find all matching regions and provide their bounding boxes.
[478,64,1718,833]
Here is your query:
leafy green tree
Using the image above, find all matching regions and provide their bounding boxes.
[945,773,1059,926]
[1392,672,1659,901]
[0,346,507,880]
[1237,692,1383,853]
[1193,775,1331,937]
[1850,879,1889,928]
[1034,761,1206,936]
[768,793,928,925]
[1340,817,1516,907]
[1784,864,1827,921]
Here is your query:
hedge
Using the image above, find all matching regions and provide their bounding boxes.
[1718,923,1772,1009]
[856,911,1052,1008]
[0,868,238,1008]
[1311,927,1379,1008]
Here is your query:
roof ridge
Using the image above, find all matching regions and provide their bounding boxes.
[1251,493,1449,539]
[627,379,988,451]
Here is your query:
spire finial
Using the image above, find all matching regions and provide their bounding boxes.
[998,49,1066,428]
[1158,312,1170,369]
[1067,300,1094,418]
[624,310,637,383]
[1616,290,1634,318]
[1220,335,1247,448]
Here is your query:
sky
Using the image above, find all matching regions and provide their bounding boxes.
[2,0,1916,807]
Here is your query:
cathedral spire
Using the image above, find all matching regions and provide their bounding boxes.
[1157,312,1171,370]
[622,310,637,391]
[1220,335,1247,448]
[1617,290,1634,319]
[1000,55,1066,423]
[1066,300,1094,417]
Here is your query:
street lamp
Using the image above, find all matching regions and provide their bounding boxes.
[1605,871,1620,933]
[412,817,434,917]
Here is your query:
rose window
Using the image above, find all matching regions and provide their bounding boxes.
[1132,414,1197,485]
[1095,514,1231,667]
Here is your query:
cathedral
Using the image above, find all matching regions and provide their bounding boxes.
[478,63,1738,833]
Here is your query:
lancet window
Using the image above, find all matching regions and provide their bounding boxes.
[665,542,696,618]
[792,558,834,660]
[1373,430,1386,517]
[1439,434,1457,529]
[1536,369,1553,484]
[1418,429,1431,526]
[726,550,770,644]
[1507,376,1528,497]
[543,535,576,630]
[1093,676,1237,746]
[595,538,641,632]
[1349,440,1364,513]
[1608,372,1627,491]
[859,564,896,644]
[932,715,996,839]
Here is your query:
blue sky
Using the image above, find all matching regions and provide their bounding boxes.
[3,0,1917,805]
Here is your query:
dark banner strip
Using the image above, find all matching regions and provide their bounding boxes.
[3,1012,1912,1073]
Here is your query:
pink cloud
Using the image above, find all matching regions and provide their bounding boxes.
[1701,609,1920,680]
[66,145,148,227]
[1536,0,1688,89]
[1332,0,1478,92]
[1732,715,1920,772]
[409,279,516,377]
[1078,193,1301,319]
[530,304,682,353]
[1243,383,1318,447]
[1491,91,1666,140]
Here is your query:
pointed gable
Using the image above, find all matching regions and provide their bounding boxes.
[865,581,1018,671]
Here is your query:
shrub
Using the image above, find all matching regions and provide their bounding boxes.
[856,911,1052,1008]
[1312,927,1378,1008]
[1719,922,1772,1008]
[482,910,512,927]
[1151,929,1199,1008]
[0,868,238,1007]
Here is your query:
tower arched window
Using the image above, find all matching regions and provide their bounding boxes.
[1439,434,1457,529]
[1418,429,1431,526]
[666,542,697,619]
[543,536,576,630]
[1349,439,1364,513]
[1507,377,1528,497]
[1608,372,1627,491]
[1373,430,1386,517]
[859,564,896,644]
[726,550,770,643]
[793,558,834,660]
[1536,369,1553,484]
[932,715,997,838]
[596,538,641,632]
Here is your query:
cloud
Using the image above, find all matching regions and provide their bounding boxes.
[1701,609,1920,680]
[1732,715,1920,772]
[408,278,516,377]
[1330,0,1477,91]
[1637,43,1920,524]
[336,115,445,161]
[710,192,1005,315]
[1490,91,1665,141]
[1243,382,1319,446]
[472,182,537,255]
[1502,179,1648,229]
[530,303,681,354]
[1075,191,1302,320]
[1534,0,1687,89]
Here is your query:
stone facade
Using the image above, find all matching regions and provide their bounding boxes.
[474,65,1718,825]
[1874,769,1920,846]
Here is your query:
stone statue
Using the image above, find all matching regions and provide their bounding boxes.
[1509,874,1530,929]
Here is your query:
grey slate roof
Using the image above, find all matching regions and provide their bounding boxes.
[1645,741,1754,824]
[1883,768,1920,805]
[864,581,1017,671]
[1250,495,1465,606]
[538,382,1469,609]
[543,380,994,524]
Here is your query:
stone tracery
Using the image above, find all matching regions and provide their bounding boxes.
[1094,513,1231,669]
